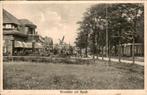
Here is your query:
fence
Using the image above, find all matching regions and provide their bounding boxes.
[121,43,144,56]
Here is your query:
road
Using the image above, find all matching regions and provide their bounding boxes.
[97,57,144,66]
[75,56,144,66]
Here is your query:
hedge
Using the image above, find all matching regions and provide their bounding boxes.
[3,56,95,65]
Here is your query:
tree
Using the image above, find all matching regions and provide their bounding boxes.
[75,30,88,57]
[108,3,144,63]
[76,20,91,57]
[76,4,108,58]
[75,3,144,62]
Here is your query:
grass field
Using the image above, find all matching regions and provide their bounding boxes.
[3,60,144,89]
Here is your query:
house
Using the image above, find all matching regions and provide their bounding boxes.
[3,9,43,56]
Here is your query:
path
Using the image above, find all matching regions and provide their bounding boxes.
[97,57,144,66]
[75,56,144,66]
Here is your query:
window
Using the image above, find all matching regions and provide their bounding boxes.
[28,27,35,34]
[24,27,29,33]
[3,24,15,29]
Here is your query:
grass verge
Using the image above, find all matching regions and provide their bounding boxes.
[3,60,144,89]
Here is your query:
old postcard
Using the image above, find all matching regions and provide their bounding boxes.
[0,0,147,95]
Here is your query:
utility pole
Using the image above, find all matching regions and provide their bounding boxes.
[118,38,121,63]
[106,4,108,58]
[105,4,110,63]
[132,10,138,64]
[132,35,135,64]
[132,19,136,64]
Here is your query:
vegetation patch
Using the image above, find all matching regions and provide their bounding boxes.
[3,61,144,89]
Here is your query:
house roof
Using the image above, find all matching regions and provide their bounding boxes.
[3,9,20,25]
[19,19,37,28]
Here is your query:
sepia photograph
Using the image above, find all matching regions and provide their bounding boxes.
[1,1,145,93]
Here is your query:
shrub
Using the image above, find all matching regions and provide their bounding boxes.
[3,56,93,65]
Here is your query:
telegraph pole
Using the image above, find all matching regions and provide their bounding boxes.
[132,19,136,64]
[106,4,108,58]
[132,35,135,64]
[118,37,121,63]
[132,10,138,64]
[105,4,110,63]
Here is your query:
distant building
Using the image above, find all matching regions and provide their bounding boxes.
[3,9,43,56]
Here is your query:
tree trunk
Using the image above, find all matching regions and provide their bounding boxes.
[80,48,82,57]
[92,32,96,59]
[118,41,121,63]
[114,45,117,56]
[85,33,88,58]
[102,46,104,60]
[85,47,88,57]
[108,44,111,62]
[130,44,132,56]
[96,46,99,59]
[121,45,124,56]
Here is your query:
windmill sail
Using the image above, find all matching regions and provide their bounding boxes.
[61,36,65,42]
[59,36,65,45]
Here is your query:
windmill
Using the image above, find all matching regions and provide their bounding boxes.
[59,36,65,45]
[58,36,67,55]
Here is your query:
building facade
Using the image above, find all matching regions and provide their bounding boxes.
[3,9,43,56]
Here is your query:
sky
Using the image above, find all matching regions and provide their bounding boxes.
[3,3,94,45]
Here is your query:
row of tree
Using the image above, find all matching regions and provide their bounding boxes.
[75,3,144,60]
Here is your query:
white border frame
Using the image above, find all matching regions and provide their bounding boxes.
[0,1,146,95]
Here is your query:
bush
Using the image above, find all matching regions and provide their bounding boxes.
[3,56,93,65]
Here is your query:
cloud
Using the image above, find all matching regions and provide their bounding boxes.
[35,9,77,44]
[3,3,92,45]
